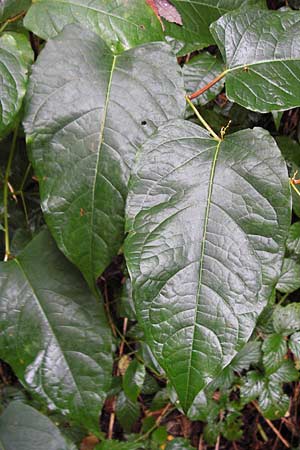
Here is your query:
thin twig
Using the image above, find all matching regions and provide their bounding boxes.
[107,317,129,440]
[0,11,26,33]
[198,434,205,450]
[3,123,19,261]
[215,434,221,450]
[102,279,117,338]
[188,70,228,100]
[252,401,290,448]
[186,96,221,142]
[137,403,174,441]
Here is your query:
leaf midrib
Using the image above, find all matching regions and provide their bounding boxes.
[89,54,117,283]
[183,138,222,410]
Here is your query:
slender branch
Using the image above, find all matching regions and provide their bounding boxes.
[0,11,26,33]
[186,96,221,142]
[290,170,300,197]
[136,403,174,441]
[3,123,19,261]
[252,401,290,448]
[107,317,129,440]
[187,70,228,100]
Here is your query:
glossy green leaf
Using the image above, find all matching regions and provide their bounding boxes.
[24,0,164,53]
[116,391,140,433]
[230,341,262,372]
[141,372,160,395]
[0,32,33,138]
[289,332,300,360]
[258,381,290,420]
[183,52,225,105]
[273,303,300,334]
[240,371,265,403]
[123,359,146,402]
[286,222,300,256]
[163,0,266,56]
[268,360,298,384]
[0,401,76,450]
[276,257,300,294]
[262,334,287,375]
[24,25,185,289]
[125,120,290,411]
[210,9,300,112]
[0,0,31,22]
[0,230,112,432]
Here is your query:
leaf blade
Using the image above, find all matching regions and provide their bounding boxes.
[24,0,164,53]
[210,9,300,112]
[0,229,112,431]
[0,32,33,138]
[125,120,290,411]
[24,25,185,289]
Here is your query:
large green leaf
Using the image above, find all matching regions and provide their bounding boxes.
[210,9,300,112]
[0,32,33,139]
[0,401,76,450]
[24,25,185,289]
[0,230,112,432]
[163,0,266,56]
[125,120,290,411]
[24,0,164,53]
[0,0,31,22]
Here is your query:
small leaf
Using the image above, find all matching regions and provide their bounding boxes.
[286,222,300,256]
[211,9,300,112]
[24,25,185,290]
[273,303,300,334]
[125,121,290,411]
[231,341,262,372]
[141,372,160,395]
[240,371,264,403]
[183,52,225,105]
[258,381,290,420]
[0,401,76,450]
[276,258,300,294]
[0,0,31,22]
[0,230,112,432]
[262,334,287,375]
[116,391,140,434]
[0,32,33,139]
[276,136,300,168]
[123,359,146,402]
[269,360,298,384]
[24,0,164,53]
[289,332,300,361]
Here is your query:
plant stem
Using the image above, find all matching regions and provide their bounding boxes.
[290,179,300,197]
[187,70,228,100]
[0,11,26,33]
[136,403,174,441]
[252,401,290,448]
[278,292,289,305]
[186,96,221,142]
[3,123,19,261]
